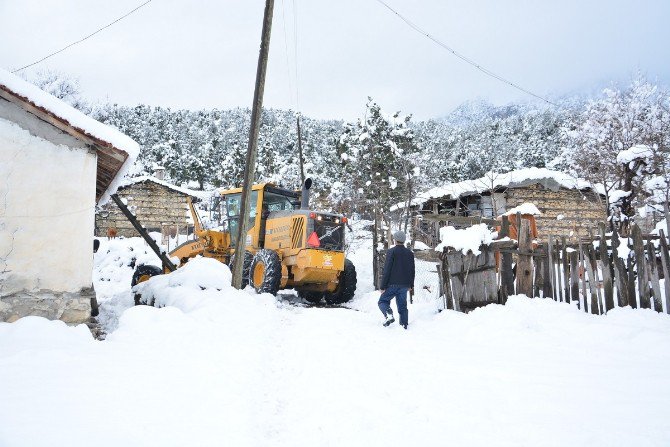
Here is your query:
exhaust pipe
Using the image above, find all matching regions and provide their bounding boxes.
[301,178,312,209]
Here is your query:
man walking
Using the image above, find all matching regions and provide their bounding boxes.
[378,230,415,329]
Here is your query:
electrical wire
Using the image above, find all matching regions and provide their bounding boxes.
[372,0,558,107]
[12,0,152,73]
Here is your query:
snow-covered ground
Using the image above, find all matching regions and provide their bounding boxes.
[1,225,670,446]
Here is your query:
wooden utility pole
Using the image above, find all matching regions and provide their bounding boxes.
[231,0,274,289]
[296,115,305,185]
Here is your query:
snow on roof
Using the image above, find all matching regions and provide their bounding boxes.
[0,68,140,204]
[120,176,213,200]
[405,168,600,209]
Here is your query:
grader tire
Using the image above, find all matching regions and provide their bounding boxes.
[325,258,357,305]
[298,291,324,304]
[131,264,163,306]
[229,250,254,288]
[250,249,282,295]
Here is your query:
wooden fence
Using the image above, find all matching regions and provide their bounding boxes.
[439,214,670,315]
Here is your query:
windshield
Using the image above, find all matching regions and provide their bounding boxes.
[263,191,298,212]
[226,191,258,246]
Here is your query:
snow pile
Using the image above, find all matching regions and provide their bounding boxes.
[434,223,495,255]
[502,202,541,216]
[616,144,653,165]
[132,257,233,310]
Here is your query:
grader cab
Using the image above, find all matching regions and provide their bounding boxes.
[127,181,357,305]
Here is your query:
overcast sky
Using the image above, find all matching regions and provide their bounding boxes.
[1,0,669,120]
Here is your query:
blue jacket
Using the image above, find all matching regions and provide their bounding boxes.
[380,244,415,289]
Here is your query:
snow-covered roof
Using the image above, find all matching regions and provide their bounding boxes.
[119,176,212,200]
[407,168,601,209]
[0,68,140,204]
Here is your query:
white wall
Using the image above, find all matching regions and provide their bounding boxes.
[0,117,97,296]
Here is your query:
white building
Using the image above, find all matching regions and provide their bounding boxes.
[0,69,139,324]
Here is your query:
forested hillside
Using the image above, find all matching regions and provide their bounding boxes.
[31,70,669,220]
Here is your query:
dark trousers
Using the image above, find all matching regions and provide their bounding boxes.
[378,286,409,326]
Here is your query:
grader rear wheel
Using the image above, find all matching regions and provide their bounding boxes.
[131,264,163,305]
[249,249,282,295]
[325,258,357,305]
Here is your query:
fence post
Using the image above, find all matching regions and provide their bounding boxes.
[499,215,514,304]
[587,243,604,314]
[547,235,556,300]
[631,224,650,309]
[569,250,580,307]
[516,219,533,297]
[534,251,544,298]
[658,230,670,314]
[598,223,615,312]
[646,240,663,313]
[578,239,589,313]
[562,237,570,304]
[611,228,629,308]
[440,248,455,311]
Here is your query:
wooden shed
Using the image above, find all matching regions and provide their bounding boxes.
[95,175,208,239]
[408,168,607,245]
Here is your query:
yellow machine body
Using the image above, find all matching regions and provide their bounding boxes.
[168,183,346,293]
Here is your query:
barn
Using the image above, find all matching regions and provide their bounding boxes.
[408,168,607,245]
[95,171,208,239]
[0,69,138,324]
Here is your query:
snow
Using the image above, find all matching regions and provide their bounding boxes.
[616,144,653,165]
[120,175,212,200]
[434,223,495,255]
[0,68,140,204]
[398,168,601,210]
[2,224,670,446]
[502,202,541,216]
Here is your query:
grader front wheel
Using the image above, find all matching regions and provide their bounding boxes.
[249,249,282,295]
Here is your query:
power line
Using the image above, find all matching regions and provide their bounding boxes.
[372,0,558,107]
[12,0,152,73]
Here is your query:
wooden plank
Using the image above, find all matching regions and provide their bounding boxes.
[611,228,628,307]
[582,244,600,314]
[631,224,650,309]
[516,219,534,297]
[554,239,564,302]
[627,256,637,309]
[499,216,514,304]
[598,223,614,312]
[646,241,664,313]
[447,252,463,312]
[569,250,580,308]
[441,250,455,310]
[586,243,604,314]
[562,237,570,304]
[578,240,589,313]
[543,244,553,299]
[547,235,556,300]
[658,230,670,314]
[534,254,544,298]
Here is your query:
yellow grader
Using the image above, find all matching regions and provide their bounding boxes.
[114,180,356,305]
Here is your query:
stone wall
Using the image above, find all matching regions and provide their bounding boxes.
[505,184,607,240]
[96,181,195,238]
[0,288,94,324]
